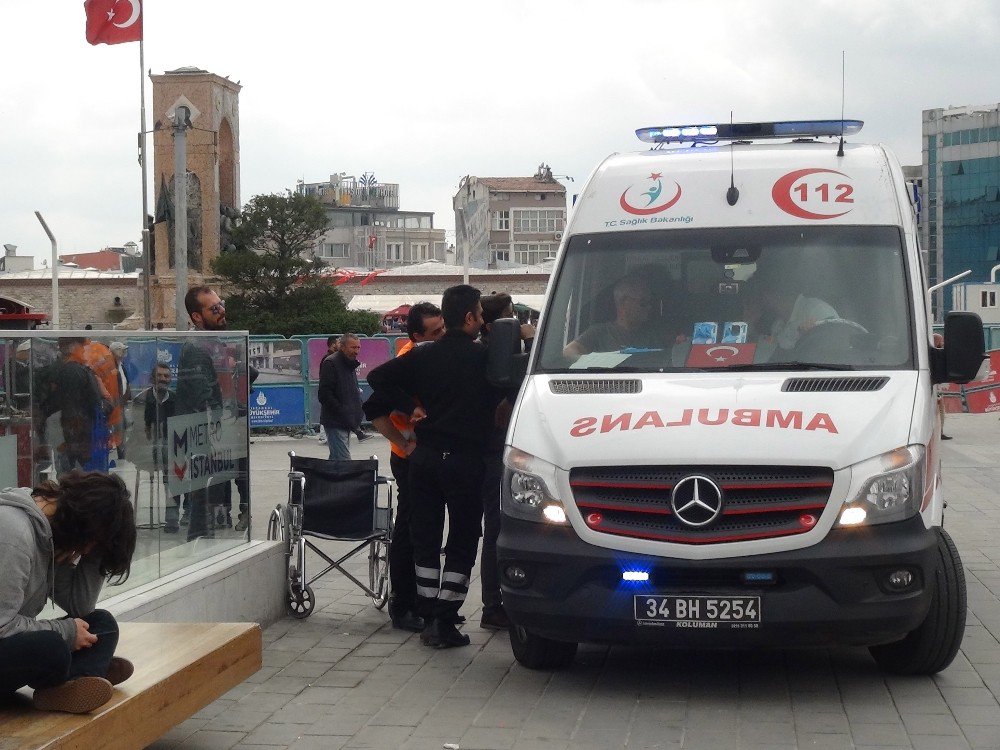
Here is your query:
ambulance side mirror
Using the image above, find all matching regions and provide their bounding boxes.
[487,318,527,389]
[931,312,986,385]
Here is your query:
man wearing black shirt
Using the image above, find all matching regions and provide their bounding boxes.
[367,285,502,648]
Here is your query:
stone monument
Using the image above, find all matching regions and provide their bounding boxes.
[149,67,241,327]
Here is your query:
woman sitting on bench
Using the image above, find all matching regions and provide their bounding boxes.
[0,470,137,714]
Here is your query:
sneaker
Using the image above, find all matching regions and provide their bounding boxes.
[941,434,954,440]
[234,513,249,532]
[162,524,179,534]
[420,618,470,649]
[480,605,510,630]
[105,657,134,686]
[355,430,373,443]
[390,609,426,633]
[33,676,114,714]
[318,431,328,445]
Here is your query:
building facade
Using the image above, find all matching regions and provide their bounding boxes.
[922,104,1000,319]
[296,174,447,270]
[453,165,567,269]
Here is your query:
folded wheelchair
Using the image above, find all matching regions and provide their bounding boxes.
[267,452,393,618]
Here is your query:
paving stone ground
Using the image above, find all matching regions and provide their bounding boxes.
[152,414,1000,750]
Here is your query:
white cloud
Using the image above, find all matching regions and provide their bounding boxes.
[2,0,1000,265]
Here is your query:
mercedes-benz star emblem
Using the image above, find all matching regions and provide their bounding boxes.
[671,475,724,528]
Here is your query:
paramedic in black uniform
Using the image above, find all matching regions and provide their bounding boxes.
[366,284,505,648]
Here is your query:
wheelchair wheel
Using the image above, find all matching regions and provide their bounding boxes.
[368,538,390,609]
[287,584,315,619]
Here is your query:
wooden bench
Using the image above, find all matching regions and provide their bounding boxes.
[0,622,262,750]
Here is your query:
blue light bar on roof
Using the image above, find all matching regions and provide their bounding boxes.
[636,119,864,144]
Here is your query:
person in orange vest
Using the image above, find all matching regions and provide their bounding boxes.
[363,302,444,632]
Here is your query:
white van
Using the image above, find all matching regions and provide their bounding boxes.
[488,120,985,674]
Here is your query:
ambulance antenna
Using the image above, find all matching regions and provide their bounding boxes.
[727,111,740,206]
[837,51,846,157]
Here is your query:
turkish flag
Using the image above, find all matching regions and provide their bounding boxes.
[84,0,143,46]
[686,343,757,368]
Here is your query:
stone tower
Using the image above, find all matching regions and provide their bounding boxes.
[149,66,241,326]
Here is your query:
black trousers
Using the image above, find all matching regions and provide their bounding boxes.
[408,445,485,622]
[0,609,119,695]
[388,452,417,613]
[479,448,504,609]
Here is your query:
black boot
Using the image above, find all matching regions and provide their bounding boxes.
[420,618,470,648]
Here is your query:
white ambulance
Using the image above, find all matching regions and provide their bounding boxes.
[488,120,985,674]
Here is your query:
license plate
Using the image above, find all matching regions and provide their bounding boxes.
[634,595,761,627]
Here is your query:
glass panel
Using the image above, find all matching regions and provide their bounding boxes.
[0,332,252,602]
[537,226,913,373]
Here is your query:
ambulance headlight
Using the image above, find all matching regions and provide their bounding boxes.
[502,447,567,525]
[838,446,925,527]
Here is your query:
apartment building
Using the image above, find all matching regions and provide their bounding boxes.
[296,173,447,269]
[453,164,567,269]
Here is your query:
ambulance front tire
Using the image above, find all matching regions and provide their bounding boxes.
[509,624,578,669]
[868,528,966,675]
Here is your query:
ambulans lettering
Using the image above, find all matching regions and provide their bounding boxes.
[568,408,839,436]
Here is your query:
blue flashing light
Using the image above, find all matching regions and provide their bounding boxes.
[636,119,864,145]
[741,570,777,585]
[622,570,650,583]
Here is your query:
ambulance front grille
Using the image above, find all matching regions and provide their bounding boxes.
[569,465,834,545]
[550,379,642,395]
[782,376,889,392]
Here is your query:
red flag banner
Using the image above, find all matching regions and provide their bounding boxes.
[361,269,387,287]
[84,0,143,46]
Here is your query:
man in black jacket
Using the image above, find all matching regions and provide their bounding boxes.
[318,334,363,461]
[367,285,505,648]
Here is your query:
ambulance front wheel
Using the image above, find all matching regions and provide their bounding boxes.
[509,624,577,670]
[869,528,966,675]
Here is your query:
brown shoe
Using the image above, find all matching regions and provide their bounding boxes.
[33,676,113,714]
[106,657,134,686]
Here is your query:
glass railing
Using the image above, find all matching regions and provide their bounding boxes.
[0,331,252,601]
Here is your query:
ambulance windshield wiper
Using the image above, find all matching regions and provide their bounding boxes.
[726,362,857,372]
[572,366,648,373]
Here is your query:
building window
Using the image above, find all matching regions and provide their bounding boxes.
[493,210,510,231]
[491,248,510,263]
[411,242,429,261]
[513,209,564,233]
[512,242,558,265]
[981,290,997,308]
[320,243,350,258]
[386,243,403,261]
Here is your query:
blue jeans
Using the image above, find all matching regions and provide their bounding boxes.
[0,609,119,695]
[325,427,351,461]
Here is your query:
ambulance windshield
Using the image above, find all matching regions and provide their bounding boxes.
[536,225,914,373]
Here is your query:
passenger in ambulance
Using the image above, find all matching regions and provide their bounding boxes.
[563,275,664,361]
[748,265,838,351]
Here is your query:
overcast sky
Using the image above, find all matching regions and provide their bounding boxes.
[2,0,999,266]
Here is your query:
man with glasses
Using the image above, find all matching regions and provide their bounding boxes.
[176,287,228,540]
[563,275,660,361]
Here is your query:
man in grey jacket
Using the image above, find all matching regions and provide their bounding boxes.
[0,471,137,713]
[318,334,364,461]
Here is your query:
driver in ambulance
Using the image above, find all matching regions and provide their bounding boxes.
[563,275,663,361]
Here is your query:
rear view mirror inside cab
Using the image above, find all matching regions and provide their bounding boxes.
[711,245,761,265]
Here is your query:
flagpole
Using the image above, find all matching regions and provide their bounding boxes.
[139,32,152,329]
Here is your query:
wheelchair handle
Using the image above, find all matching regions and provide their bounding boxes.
[288,470,305,506]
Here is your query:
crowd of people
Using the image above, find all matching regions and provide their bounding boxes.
[362,285,533,648]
